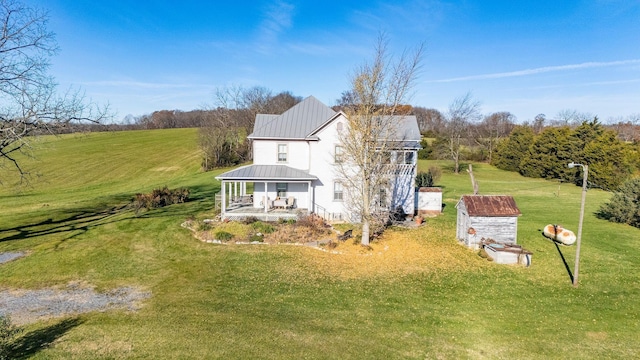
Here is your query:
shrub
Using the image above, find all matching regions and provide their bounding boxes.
[214,231,234,241]
[296,214,327,230]
[415,166,442,187]
[597,177,640,228]
[134,186,190,213]
[242,216,259,224]
[262,214,331,243]
[252,221,275,234]
[0,316,21,360]
[427,165,442,184]
[248,234,264,242]
[199,222,213,231]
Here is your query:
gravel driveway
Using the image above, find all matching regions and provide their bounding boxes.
[1,252,150,325]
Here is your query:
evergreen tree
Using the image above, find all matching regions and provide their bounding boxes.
[519,126,573,180]
[418,138,432,159]
[491,125,534,172]
[597,177,640,228]
[583,130,634,190]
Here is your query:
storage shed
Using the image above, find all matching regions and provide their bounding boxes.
[415,187,442,216]
[456,195,521,249]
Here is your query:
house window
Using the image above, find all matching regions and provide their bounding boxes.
[336,122,343,132]
[404,151,415,164]
[277,144,288,162]
[276,183,287,198]
[334,145,344,163]
[379,188,387,207]
[333,182,343,201]
[381,151,392,164]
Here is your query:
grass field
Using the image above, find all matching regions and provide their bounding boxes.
[1,129,639,359]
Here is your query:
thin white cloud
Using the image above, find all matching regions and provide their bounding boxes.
[287,42,331,56]
[529,78,640,90]
[80,80,215,90]
[256,1,295,55]
[428,59,640,83]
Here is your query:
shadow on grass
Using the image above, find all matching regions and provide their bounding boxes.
[553,242,574,284]
[133,184,217,220]
[7,317,83,359]
[0,185,219,244]
[0,202,131,244]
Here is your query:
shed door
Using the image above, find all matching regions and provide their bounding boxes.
[457,210,468,242]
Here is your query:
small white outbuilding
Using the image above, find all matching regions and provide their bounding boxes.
[415,187,442,216]
[456,195,522,249]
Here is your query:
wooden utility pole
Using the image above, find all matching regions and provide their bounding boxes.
[573,164,588,287]
[467,164,479,195]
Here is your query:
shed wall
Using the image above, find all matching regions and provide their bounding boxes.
[469,216,518,246]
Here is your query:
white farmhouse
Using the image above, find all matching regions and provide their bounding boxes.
[215,96,421,222]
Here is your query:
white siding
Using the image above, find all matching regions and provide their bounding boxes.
[392,173,416,215]
[249,113,418,222]
[253,140,310,169]
[309,115,349,218]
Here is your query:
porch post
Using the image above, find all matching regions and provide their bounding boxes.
[264,181,268,213]
[307,181,312,214]
[233,182,237,199]
[221,180,226,218]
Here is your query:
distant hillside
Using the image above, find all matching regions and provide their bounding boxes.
[0,128,221,222]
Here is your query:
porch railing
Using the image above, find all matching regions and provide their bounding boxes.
[313,203,346,222]
[383,164,416,176]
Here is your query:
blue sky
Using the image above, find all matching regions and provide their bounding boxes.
[34,0,640,122]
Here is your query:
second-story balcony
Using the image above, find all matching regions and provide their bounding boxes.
[382,163,416,176]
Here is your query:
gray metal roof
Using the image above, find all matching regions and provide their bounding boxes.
[377,115,421,149]
[248,96,337,139]
[247,95,421,148]
[215,165,318,181]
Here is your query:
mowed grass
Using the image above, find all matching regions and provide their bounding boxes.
[0,130,638,359]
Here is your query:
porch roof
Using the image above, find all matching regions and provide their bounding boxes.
[215,164,318,181]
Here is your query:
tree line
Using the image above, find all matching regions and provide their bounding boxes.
[490,119,638,190]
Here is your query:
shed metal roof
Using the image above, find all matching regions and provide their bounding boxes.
[215,165,318,181]
[458,195,521,217]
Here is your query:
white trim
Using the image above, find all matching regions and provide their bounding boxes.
[277,143,288,163]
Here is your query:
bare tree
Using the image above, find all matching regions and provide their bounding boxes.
[335,34,423,245]
[0,0,109,183]
[532,113,546,134]
[199,86,301,170]
[474,111,515,163]
[413,107,445,136]
[607,113,640,143]
[553,109,593,127]
[443,92,481,174]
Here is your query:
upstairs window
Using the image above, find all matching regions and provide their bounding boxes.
[336,122,343,132]
[277,144,288,162]
[380,151,392,164]
[404,151,415,164]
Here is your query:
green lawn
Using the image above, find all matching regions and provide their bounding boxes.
[1,129,639,359]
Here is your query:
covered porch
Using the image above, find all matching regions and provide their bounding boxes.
[221,206,304,222]
[215,165,318,221]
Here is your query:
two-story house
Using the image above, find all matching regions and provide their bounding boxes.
[215,96,421,222]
